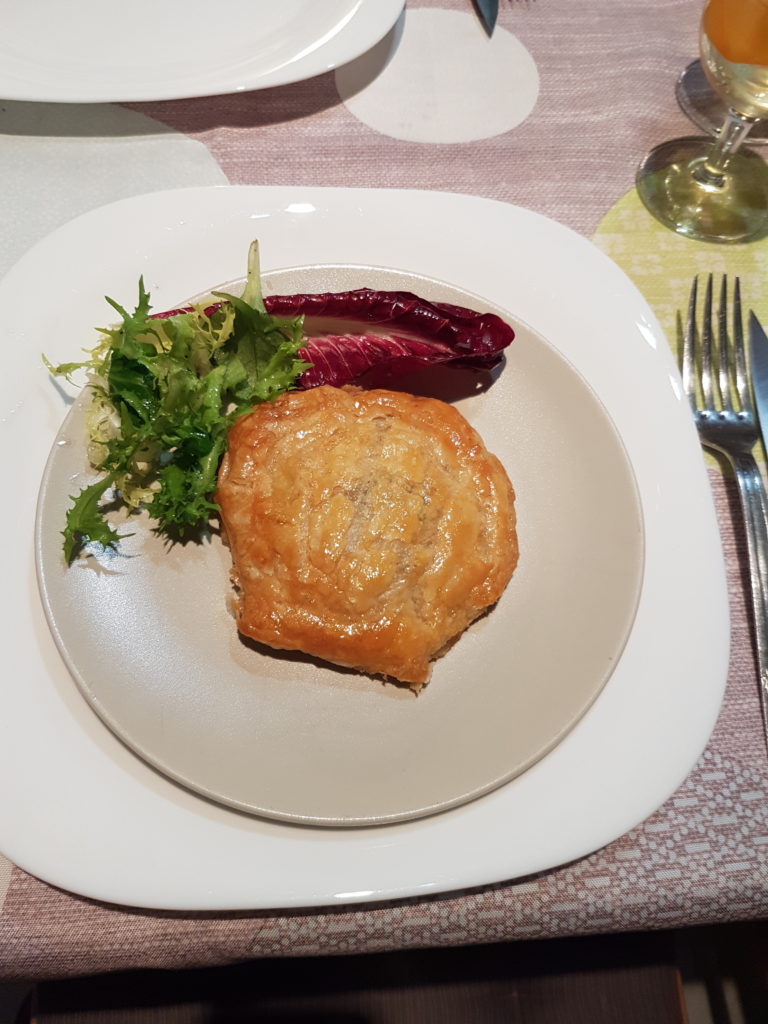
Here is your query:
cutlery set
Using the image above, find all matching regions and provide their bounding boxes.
[681,275,768,748]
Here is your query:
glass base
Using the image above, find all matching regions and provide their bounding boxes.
[636,136,768,243]
[676,59,768,146]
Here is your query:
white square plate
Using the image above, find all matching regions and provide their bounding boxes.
[0,185,729,910]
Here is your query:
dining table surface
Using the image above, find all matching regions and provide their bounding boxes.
[1,0,767,982]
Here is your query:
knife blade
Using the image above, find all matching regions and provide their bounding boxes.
[474,0,498,35]
[749,311,768,455]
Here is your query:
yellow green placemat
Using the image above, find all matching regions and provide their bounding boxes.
[592,188,768,468]
[591,187,768,353]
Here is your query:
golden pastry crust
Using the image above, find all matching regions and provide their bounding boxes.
[216,385,518,688]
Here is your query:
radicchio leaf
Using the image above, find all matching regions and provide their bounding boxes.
[153,288,514,389]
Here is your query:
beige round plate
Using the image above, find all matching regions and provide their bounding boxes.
[36,265,644,827]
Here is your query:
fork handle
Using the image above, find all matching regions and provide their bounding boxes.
[732,451,768,748]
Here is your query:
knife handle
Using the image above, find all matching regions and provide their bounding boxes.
[733,451,768,751]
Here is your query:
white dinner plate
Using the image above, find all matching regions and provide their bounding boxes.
[0,185,729,910]
[1,1,404,103]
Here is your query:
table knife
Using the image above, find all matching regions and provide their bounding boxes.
[749,311,768,454]
[474,0,498,35]
[748,310,768,532]
[749,309,768,756]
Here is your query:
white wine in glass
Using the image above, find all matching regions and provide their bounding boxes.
[636,0,768,243]
[677,59,768,145]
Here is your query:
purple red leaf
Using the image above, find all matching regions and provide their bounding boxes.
[153,288,514,389]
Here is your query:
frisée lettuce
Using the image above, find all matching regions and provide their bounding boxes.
[46,241,310,563]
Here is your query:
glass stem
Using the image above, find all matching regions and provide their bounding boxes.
[693,109,758,188]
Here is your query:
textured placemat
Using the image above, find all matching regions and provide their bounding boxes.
[592,187,768,349]
[593,187,768,471]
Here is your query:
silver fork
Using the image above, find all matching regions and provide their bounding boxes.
[682,274,768,747]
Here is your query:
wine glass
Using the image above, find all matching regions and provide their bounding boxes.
[636,0,768,243]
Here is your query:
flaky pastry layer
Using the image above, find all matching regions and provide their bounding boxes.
[216,385,518,688]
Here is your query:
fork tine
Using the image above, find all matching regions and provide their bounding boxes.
[717,276,732,411]
[682,274,752,417]
[731,277,753,414]
[682,276,698,409]
[702,273,716,412]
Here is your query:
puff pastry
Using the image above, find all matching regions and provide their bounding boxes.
[216,385,518,688]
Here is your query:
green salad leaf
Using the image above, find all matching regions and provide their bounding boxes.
[46,241,310,563]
